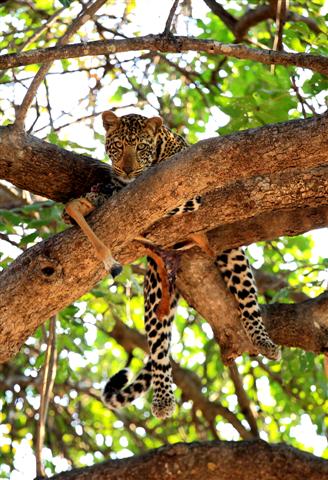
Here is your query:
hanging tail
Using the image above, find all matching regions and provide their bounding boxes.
[102,360,152,409]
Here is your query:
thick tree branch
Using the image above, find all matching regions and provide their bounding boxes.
[0,114,328,362]
[1,35,327,76]
[0,125,113,202]
[51,440,328,480]
[0,116,328,361]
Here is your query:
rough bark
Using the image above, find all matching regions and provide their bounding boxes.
[0,126,113,202]
[51,440,328,480]
[1,35,328,76]
[0,114,328,362]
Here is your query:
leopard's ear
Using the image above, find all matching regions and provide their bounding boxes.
[145,116,163,134]
[102,110,120,132]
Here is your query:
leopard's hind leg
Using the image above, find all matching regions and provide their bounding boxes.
[103,248,178,418]
[144,251,178,419]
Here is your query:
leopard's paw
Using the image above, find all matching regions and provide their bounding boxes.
[151,392,175,419]
[257,339,281,361]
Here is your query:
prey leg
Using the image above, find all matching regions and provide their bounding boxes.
[189,232,215,257]
[65,198,122,277]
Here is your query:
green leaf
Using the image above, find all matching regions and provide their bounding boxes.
[20,232,39,246]
[58,0,73,6]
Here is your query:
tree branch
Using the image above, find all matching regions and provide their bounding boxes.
[163,0,180,35]
[203,0,237,32]
[1,34,327,76]
[204,0,323,40]
[0,114,328,362]
[51,440,328,480]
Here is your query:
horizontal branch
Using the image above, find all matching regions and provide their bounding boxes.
[51,440,328,480]
[1,34,328,75]
[0,125,113,202]
[0,114,328,362]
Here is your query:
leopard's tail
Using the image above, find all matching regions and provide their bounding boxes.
[102,360,152,409]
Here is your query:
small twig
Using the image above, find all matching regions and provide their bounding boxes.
[19,6,65,52]
[27,97,41,134]
[14,0,108,130]
[271,0,287,73]
[35,315,57,478]
[163,0,180,36]
[0,232,21,248]
[228,362,259,437]
[257,358,315,409]
[33,104,136,135]
[44,77,54,130]
[290,75,317,117]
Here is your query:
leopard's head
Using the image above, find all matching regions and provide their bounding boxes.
[102,111,163,180]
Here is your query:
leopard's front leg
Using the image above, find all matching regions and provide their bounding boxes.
[216,248,281,360]
[65,197,122,278]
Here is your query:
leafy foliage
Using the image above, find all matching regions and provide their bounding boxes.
[0,0,327,478]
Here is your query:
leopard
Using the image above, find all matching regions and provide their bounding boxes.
[64,111,280,419]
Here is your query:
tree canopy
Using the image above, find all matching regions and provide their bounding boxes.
[0,0,327,479]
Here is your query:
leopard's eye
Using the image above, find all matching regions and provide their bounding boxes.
[113,140,123,149]
[137,142,147,151]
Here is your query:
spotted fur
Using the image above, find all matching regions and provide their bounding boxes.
[216,249,280,360]
[66,111,280,418]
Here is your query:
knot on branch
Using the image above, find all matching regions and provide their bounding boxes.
[37,254,63,283]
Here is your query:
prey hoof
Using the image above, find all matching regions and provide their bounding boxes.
[102,256,122,277]
[110,263,123,278]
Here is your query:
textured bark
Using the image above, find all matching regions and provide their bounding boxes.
[0,126,113,202]
[1,35,328,75]
[0,115,328,362]
[51,440,328,480]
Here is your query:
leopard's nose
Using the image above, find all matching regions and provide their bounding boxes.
[123,164,134,174]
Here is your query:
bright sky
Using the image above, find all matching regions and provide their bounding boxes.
[1,0,328,478]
